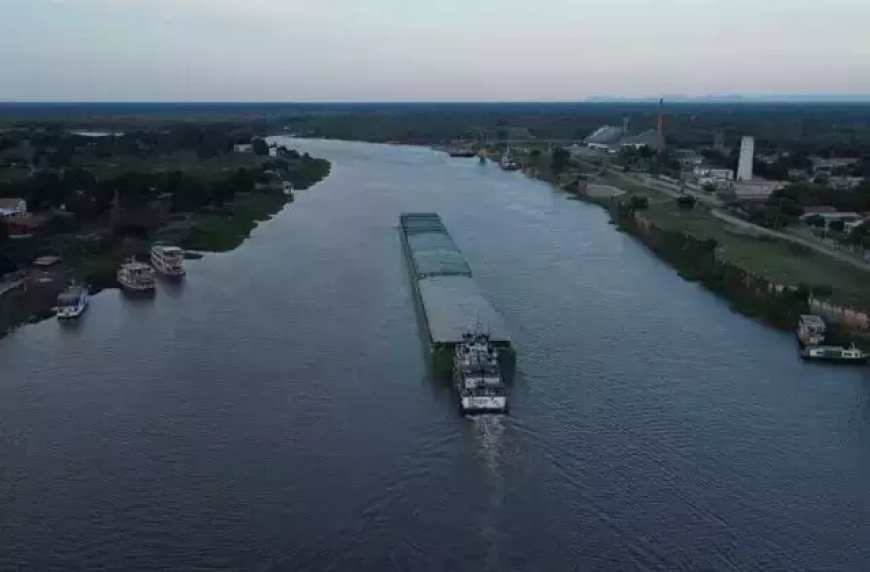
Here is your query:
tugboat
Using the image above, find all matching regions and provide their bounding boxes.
[56,282,89,320]
[150,243,186,279]
[499,147,520,171]
[453,326,508,414]
[796,314,868,364]
[117,258,156,294]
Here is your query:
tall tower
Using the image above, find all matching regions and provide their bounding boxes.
[737,136,754,182]
[622,115,630,136]
[656,98,664,153]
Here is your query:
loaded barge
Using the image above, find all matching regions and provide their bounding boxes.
[399,213,516,379]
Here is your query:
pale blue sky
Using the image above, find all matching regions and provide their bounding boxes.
[2,0,868,101]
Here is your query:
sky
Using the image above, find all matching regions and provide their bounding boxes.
[2,0,869,102]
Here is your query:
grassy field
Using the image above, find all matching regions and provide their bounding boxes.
[591,172,870,308]
[639,201,870,308]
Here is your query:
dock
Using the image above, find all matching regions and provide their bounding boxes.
[399,213,516,377]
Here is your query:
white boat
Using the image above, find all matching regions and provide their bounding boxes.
[796,314,826,347]
[117,258,156,293]
[499,147,520,171]
[453,326,508,414]
[56,283,89,320]
[801,344,868,364]
[150,244,186,278]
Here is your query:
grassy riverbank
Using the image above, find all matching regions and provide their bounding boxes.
[0,130,332,339]
[558,171,870,334]
[182,189,292,252]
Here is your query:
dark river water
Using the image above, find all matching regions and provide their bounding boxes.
[2,139,869,572]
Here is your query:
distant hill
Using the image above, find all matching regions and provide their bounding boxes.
[585,94,870,103]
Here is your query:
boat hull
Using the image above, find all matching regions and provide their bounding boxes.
[57,301,88,320]
[800,353,868,364]
[155,268,186,281]
[118,282,156,296]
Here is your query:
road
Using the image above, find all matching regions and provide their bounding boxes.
[710,210,870,272]
[599,166,870,273]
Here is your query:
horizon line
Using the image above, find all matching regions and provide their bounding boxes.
[3,97,870,106]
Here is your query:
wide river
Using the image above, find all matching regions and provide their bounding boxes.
[2,139,869,572]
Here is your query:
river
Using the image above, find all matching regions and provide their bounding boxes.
[1,138,868,572]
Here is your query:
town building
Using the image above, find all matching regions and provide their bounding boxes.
[674,149,703,167]
[693,165,734,189]
[583,125,658,154]
[732,180,786,200]
[844,217,869,234]
[583,126,624,152]
[810,156,858,173]
[828,176,864,191]
[800,211,862,227]
[0,198,28,217]
[3,213,48,237]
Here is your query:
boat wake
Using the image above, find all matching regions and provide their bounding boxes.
[469,415,508,570]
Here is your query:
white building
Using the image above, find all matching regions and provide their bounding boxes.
[0,198,27,217]
[584,125,625,152]
[694,166,733,189]
[694,166,734,180]
[733,180,785,200]
[844,218,868,234]
[811,156,858,173]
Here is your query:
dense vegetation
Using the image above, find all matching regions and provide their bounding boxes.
[0,126,330,265]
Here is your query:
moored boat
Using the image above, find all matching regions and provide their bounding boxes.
[453,326,508,414]
[800,344,868,364]
[448,146,476,158]
[117,258,156,293]
[796,314,826,347]
[499,149,520,171]
[56,282,89,320]
[150,243,186,279]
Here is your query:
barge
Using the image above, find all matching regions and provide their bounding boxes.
[399,213,516,378]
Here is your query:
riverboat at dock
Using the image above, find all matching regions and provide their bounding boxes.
[796,314,868,364]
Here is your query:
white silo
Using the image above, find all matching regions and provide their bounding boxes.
[737,136,754,182]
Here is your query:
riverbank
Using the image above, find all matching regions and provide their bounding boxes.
[557,172,870,340]
[0,148,331,339]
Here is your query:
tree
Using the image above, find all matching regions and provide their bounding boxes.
[629,196,649,210]
[676,195,696,210]
[804,214,825,228]
[252,138,269,157]
[551,147,570,176]
[847,221,869,248]
[828,219,845,233]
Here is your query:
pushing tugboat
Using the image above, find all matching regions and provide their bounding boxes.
[453,325,509,414]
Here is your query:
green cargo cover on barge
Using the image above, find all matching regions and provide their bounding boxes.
[399,213,516,378]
